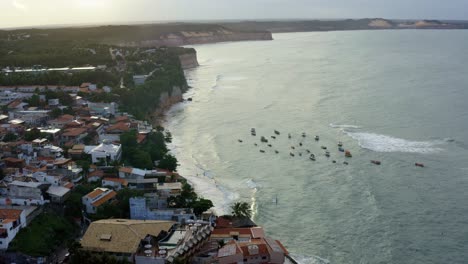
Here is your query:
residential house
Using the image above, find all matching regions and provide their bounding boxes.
[133,75,149,85]
[3,181,49,206]
[84,141,122,164]
[156,182,182,198]
[80,219,175,263]
[82,188,117,214]
[32,171,65,186]
[46,186,71,203]
[48,114,75,129]
[0,209,27,249]
[7,99,27,111]
[12,110,50,125]
[130,197,195,223]
[87,102,116,117]
[118,167,170,192]
[103,86,112,93]
[68,144,85,159]
[61,127,88,145]
[217,238,289,264]
[99,121,131,142]
[102,178,128,190]
[87,170,105,183]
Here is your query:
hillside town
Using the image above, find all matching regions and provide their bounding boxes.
[0,44,291,264]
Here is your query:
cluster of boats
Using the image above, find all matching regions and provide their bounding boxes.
[241,128,425,168]
[244,128,355,165]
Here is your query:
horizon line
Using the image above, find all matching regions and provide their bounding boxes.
[2,17,468,31]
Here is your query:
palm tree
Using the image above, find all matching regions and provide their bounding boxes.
[231,201,252,218]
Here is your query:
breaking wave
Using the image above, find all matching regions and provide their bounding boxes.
[329,123,362,129]
[345,132,443,153]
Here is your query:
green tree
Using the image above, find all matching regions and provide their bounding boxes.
[24,128,42,141]
[231,201,252,218]
[116,188,144,218]
[2,132,18,142]
[190,198,214,216]
[131,149,153,169]
[50,108,63,118]
[158,154,178,171]
[27,94,42,107]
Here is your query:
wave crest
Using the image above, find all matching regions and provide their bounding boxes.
[346,132,443,153]
[329,123,361,129]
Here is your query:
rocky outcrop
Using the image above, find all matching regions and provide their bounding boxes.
[179,52,199,69]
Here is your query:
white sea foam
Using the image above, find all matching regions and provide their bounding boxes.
[289,253,331,264]
[245,178,259,189]
[162,128,238,215]
[329,123,361,129]
[345,132,443,153]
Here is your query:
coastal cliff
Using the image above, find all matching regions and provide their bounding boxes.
[151,85,185,125]
[112,30,273,47]
[179,52,199,69]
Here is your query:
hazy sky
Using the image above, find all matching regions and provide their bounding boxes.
[1,0,467,29]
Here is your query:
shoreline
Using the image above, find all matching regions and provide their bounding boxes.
[159,66,236,216]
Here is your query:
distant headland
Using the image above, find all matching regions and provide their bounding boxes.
[1,18,466,47]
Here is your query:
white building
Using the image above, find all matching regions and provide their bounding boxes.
[0,208,27,249]
[84,141,122,164]
[1,181,49,206]
[118,167,170,192]
[133,75,149,85]
[82,188,117,214]
[32,171,64,186]
[46,186,71,204]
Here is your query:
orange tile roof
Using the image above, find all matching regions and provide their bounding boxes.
[3,157,24,163]
[115,116,129,122]
[53,114,74,123]
[62,127,87,137]
[88,170,104,178]
[7,99,22,108]
[211,228,256,236]
[91,190,117,207]
[103,178,128,186]
[86,188,105,199]
[64,182,74,189]
[0,209,22,223]
[119,167,133,174]
[240,243,269,256]
[106,122,130,133]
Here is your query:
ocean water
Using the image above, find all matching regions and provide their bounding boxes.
[164,31,468,264]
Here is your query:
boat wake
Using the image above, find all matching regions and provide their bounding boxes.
[329,123,362,129]
[345,132,443,153]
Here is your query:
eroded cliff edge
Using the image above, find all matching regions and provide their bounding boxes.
[112,29,273,47]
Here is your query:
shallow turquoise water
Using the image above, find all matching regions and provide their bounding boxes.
[165,30,468,263]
